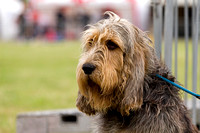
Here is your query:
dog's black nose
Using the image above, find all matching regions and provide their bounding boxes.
[82,63,96,75]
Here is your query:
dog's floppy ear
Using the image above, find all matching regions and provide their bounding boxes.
[76,91,96,115]
[120,26,152,116]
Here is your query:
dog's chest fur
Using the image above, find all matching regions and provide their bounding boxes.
[96,108,189,133]
[93,75,198,133]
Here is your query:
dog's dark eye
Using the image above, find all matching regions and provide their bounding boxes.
[106,40,118,50]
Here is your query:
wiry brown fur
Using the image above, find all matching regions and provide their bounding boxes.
[76,11,199,133]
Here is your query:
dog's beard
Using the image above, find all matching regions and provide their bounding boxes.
[87,77,102,94]
[77,67,120,110]
[77,63,116,93]
[81,74,106,96]
[77,67,101,97]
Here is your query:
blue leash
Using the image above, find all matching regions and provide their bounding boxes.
[156,74,200,99]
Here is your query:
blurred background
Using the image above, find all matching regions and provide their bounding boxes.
[0,0,151,41]
[0,0,200,133]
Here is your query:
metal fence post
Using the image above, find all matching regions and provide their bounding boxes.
[174,0,178,79]
[153,0,163,59]
[192,0,199,125]
[164,0,174,70]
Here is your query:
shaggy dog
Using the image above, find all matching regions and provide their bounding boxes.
[76,11,199,133]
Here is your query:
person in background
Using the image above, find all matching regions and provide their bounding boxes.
[55,7,67,40]
[17,10,26,39]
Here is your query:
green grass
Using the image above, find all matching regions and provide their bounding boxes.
[0,39,200,133]
[0,40,81,133]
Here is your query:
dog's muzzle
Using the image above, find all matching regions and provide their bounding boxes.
[82,63,96,75]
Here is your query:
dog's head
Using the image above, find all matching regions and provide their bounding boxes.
[76,11,155,115]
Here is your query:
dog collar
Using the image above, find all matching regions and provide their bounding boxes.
[156,74,200,99]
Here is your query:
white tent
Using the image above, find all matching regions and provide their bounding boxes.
[0,0,24,40]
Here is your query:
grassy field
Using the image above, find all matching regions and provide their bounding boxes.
[0,39,199,133]
[0,40,81,133]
